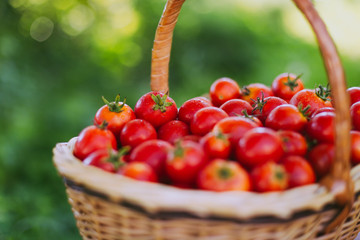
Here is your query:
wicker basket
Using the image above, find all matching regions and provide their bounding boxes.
[53,0,360,239]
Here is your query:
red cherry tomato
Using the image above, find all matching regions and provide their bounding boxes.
[236,127,284,169]
[94,95,136,139]
[166,141,208,185]
[306,112,335,143]
[310,107,335,119]
[351,130,360,165]
[129,139,172,177]
[240,83,273,105]
[200,132,231,160]
[281,155,315,188]
[158,120,190,144]
[190,107,228,136]
[308,143,334,178]
[265,104,308,132]
[212,116,258,147]
[277,130,307,157]
[252,96,287,123]
[271,73,304,102]
[347,87,360,106]
[289,88,332,116]
[118,162,158,183]
[73,123,117,160]
[134,91,177,128]
[251,161,288,192]
[210,77,241,107]
[83,147,129,173]
[197,159,251,192]
[178,97,212,124]
[351,102,360,131]
[120,119,157,149]
[220,99,253,117]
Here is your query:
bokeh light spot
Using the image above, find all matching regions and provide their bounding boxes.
[30,17,54,42]
[61,4,95,36]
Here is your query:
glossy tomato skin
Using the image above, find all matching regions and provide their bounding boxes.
[265,104,308,132]
[351,130,360,165]
[134,91,177,128]
[83,149,118,173]
[190,107,228,136]
[120,119,157,149]
[94,97,135,139]
[197,159,251,192]
[158,120,190,144]
[73,125,117,161]
[347,87,360,106]
[240,83,273,105]
[220,99,253,117]
[251,161,288,192]
[281,155,315,188]
[351,102,360,131]
[166,141,208,185]
[118,162,158,183]
[310,107,335,119]
[252,96,287,123]
[178,97,212,124]
[210,77,241,107]
[308,143,334,178]
[129,139,172,177]
[277,130,307,157]
[200,132,231,160]
[271,73,304,102]
[306,112,335,143]
[236,127,284,169]
[213,117,258,148]
[289,89,332,116]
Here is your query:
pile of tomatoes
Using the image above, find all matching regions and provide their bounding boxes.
[72,73,360,192]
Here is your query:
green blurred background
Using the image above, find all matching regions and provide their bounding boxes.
[1,0,359,239]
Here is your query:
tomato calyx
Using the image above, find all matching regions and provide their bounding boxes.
[96,120,109,130]
[251,92,267,114]
[174,141,185,158]
[218,166,233,180]
[315,84,331,102]
[102,94,126,113]
[106,146,130,170]
[275,167,286,181]
[297,103,311,120]
[241,86,251,96]
[240,110,259,123]
[151,94,173,113]
[284,73,303,91]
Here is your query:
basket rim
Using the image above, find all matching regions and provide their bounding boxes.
[53,137,360,221]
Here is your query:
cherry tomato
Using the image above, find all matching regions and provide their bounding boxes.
[240,83,273,105]
[277,130,307,157]
[94,95,135,140]
[306,112,335,143]
[83,147,129,173]
[120,119,157,149]
[158,120,190,144]
[252,96,287,123]
[212,116,258,147]
[310,107,335,119]
[265,104,308,132]
[118,162,158,183]
[351,130,360,165]
[178,97,212,124]
[190,107,228,136]
[210,77,241,107]
[281,155,315,188]
[236,127,284,169]
[347,87,360,106]
[197,159,251,192]
[251,161,288,192]
[271,73,304,102]
[200,131,231,160]
[289,88,332,116]
[220,99,253,117]
[73,123,117,160]
[308,143,334,178]
[134,91,177,128]
[166,141,208,185]
[351,102,360,131]
[129,139,172,177]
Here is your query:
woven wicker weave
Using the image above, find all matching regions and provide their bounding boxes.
[53,0,360,239]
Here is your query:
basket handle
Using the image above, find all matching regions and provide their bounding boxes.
[151,0,353,233]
